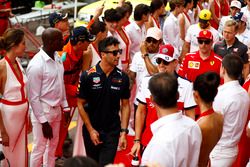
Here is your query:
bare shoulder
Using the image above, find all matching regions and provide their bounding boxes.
[0,59,6,76]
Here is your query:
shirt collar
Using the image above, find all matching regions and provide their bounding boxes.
[132,21,141,31]
[40,48,62,63]
[151,111,182,134]
[218,80,239,91]
[95,62,120,76]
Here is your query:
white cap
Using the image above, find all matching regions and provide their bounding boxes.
[230,0,241,9]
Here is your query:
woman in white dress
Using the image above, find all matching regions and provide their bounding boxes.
[0,28,29,167]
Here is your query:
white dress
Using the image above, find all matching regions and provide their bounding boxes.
[0,56,28,167]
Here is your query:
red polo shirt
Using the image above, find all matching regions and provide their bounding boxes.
[178,51,222,82]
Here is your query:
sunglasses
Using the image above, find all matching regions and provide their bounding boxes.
[156,58,170,65]
[146,37,158,44]
[197,39,211,45]
[102,49,122,56]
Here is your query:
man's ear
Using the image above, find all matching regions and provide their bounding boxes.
[193,90,200,104]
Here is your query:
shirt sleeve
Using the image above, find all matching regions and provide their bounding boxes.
[185,26,192,43]
[178,57,188,78]
[183,82,196,109]
[121,72,130,99]
[27,64,47,123]
[77,71,89,100]
[136,77,148,104]
[129,53,139,72]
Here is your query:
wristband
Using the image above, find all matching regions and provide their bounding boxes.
[120,128,129,134]
[63,107,70,112]
[133,139,141,143]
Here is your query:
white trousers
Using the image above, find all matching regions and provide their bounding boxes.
[30,105,61,167]
[210,145,238,167]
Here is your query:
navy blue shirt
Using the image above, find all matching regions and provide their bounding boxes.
[214,38,248,64]
[78,62,130,131]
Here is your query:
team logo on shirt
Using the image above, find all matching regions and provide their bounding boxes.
[188,61,200,69]
[210,61,215,66]
[93,77,100,84]
[233,48,238,52]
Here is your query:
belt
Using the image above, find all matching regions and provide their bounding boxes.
[0,98,28,105]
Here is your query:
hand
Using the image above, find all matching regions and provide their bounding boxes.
[130,142,141,156]
[42,122,53,139]
[118,133,127,150]
[246,122,250,138]
[63,112,71,127]
[90,129,103,145]
[140,41,147,56]
[27,116,33,134]
[1,131,9,146]
[94,5,104,19]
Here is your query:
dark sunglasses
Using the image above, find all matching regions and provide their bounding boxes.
[102,49,122,56]
[197,39,211,45]
[156,58,170,65]
[146,37,158,44]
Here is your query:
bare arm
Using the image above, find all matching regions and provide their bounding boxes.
[179,14,185,41]
[119,99,130,150]
[77,98,102,145]
[209,0,220,25]
[180,41,190,63]
[0,61,9,146]
[243,63,249,81]
[185,108,196,120]
[141,41,158,75]
[82,45,92,71]
[130,103,147,156]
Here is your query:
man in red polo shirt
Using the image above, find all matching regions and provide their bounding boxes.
[178,30,222,82]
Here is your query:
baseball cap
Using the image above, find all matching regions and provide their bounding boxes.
[71,26,96,42]
[146,27,163,40]
[197,30,213,40]
[199,9,211,21]
[49,12,68,27]
[155,44,177,62]
[230,0,241,9]
[233,12,247,23]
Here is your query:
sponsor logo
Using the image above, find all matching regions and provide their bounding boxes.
[111,86,120,90]
[188,61,200,69]
[93,77,100,84]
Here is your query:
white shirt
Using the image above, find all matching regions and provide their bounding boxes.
[125,21,147,59]
[218,15,233,37]
[213,80,250,148]
[241,6,250,31]
[185,24,220,52]
[163,12,182,54]
[141,112,202,167]
[137,75,196,110]
[27,49,68,123]
[129,52,157,105]
[236,29,250,46]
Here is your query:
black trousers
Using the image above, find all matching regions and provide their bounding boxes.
[82,126,120,166]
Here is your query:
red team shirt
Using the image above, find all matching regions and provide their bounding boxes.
[178,51,222,82]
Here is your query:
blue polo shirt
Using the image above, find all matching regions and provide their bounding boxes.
[78,62,130,131]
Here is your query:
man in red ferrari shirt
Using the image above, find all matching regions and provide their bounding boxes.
[178,30,222,82]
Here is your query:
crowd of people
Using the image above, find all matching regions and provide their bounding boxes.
[0,0,250,166]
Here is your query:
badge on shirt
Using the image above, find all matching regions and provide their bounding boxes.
[188,61,200,69]
[93,77,100,84]
[210,61,215,66]
[233,48,238,52]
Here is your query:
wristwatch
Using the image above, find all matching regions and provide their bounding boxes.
[142,53,149,58]
[120,128,129,134]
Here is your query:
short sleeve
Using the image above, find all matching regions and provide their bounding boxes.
[121,72,130,99]
[77,71,89,99]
